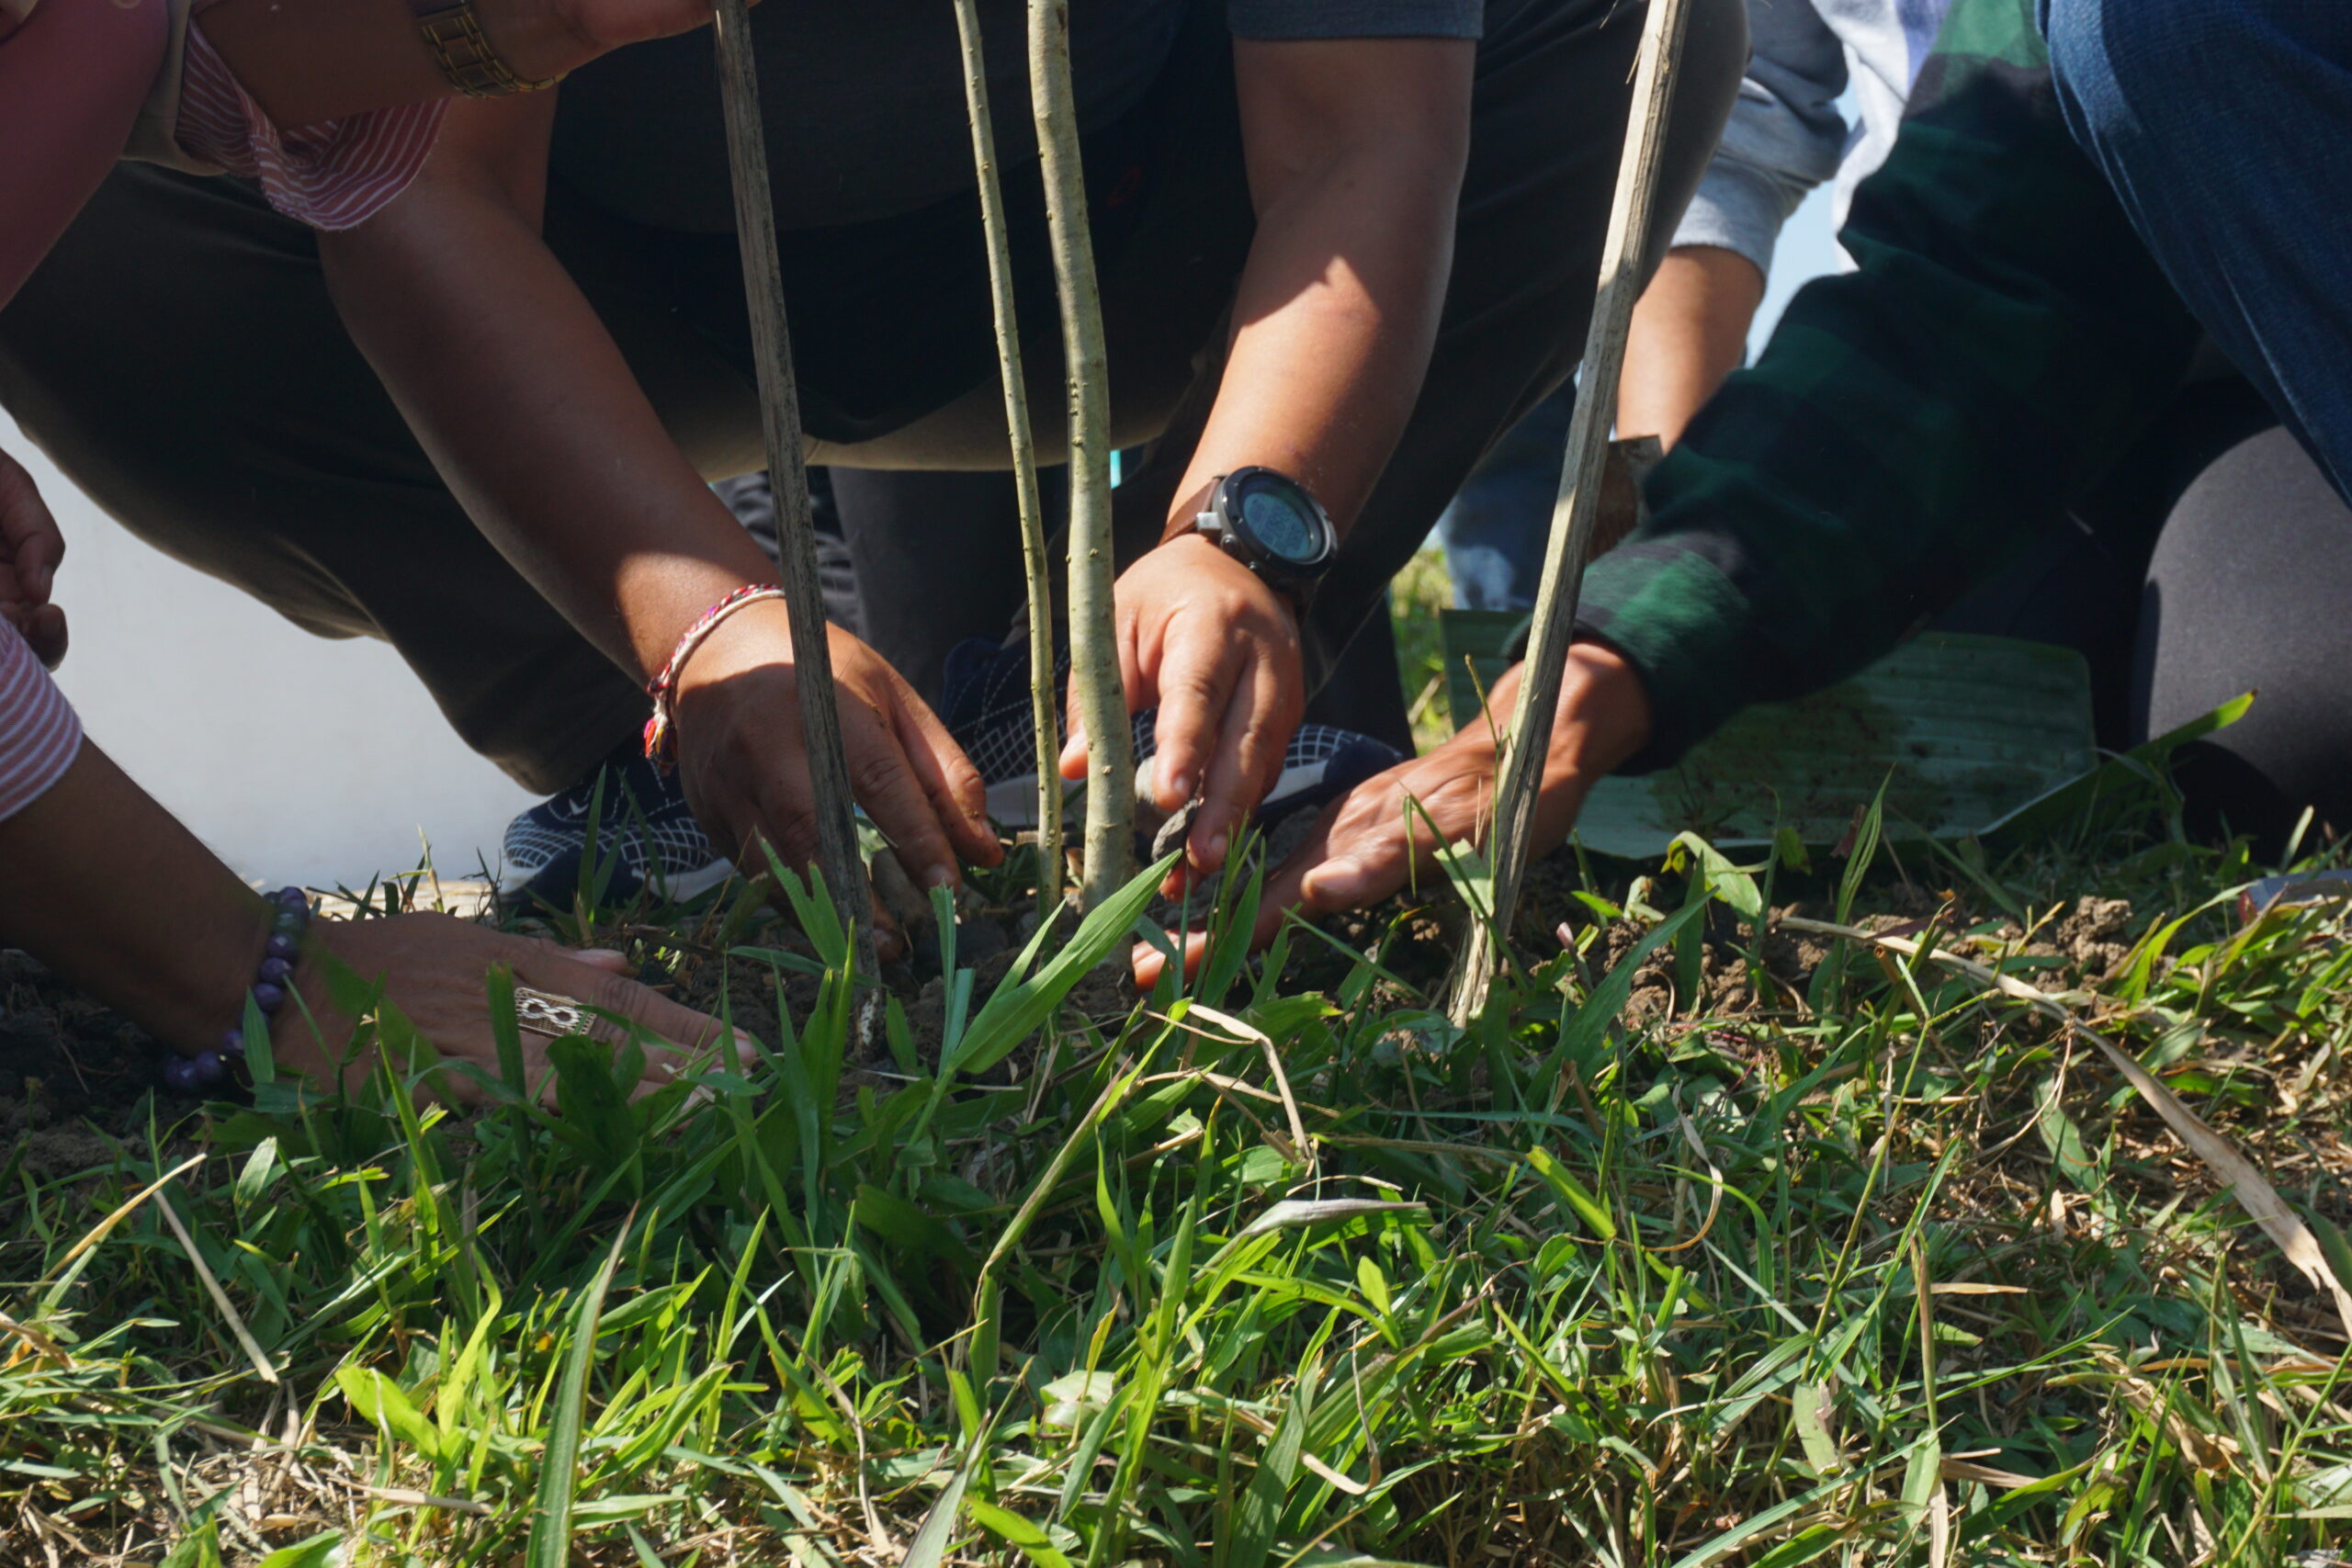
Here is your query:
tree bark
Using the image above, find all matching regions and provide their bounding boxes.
[1026,0,1135,908]
[1449,0,1692,1023]
[953,0,1063,910]
[709,0,875,971]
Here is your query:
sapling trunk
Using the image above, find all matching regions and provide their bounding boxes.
[709,0,876,973]
[952,0,1063,911]
[1026,0,1135,908]
[1448,0,1693,1024]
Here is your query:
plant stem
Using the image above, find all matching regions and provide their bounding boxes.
[953,0,1063,910]
[1027,0,1134,908]
[1449,0,1692,1023]
[708,0,876,976]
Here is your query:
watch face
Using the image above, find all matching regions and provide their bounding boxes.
[1233,474,1329,566]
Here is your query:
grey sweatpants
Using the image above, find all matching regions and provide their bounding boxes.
[0,0,1742,793]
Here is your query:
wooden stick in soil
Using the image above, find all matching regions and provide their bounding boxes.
[709,0,875,969]
[1027,0,1135,908]
[1449,0,1694,1024]
[952,0,1064,911]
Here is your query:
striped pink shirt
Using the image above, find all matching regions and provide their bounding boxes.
[0,0,450,822]
[175,8,447,231]
[0,623,81,823]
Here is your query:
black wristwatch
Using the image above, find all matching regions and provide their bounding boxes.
[1189,467,1338,612]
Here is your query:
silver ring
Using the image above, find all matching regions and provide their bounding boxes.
[513,987,591,1039]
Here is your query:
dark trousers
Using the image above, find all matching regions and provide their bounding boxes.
[0,0,1743,794]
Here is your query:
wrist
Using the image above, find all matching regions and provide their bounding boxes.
[465,0,593,86]
[1548,641,1651,777]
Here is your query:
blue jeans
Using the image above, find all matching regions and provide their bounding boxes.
[1433,384,1573,612]
[2042,0,2352,505]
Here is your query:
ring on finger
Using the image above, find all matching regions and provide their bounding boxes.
[513,986,592,1039]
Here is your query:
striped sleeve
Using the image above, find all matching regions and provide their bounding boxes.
[173,18,447,231]
[0,621,82,823]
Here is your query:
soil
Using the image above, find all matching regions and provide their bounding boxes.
[0,950,223,1178]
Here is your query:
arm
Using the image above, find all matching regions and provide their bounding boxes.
[1615,246,1765,447]
[1097,35,1474,884]
[319,100,997,896]
[1615,0,1846,445]
[1238,0,2204,957]
[0,674,732,1096]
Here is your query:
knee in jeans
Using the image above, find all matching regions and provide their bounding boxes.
[2043,0,2233,148]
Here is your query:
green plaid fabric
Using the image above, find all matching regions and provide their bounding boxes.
[1577,0,2204,771]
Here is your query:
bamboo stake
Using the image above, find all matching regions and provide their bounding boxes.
[1026,0,1135,908]
[710,0,875,967]
[1450,0,1693,1023]
[952,0,1064,910]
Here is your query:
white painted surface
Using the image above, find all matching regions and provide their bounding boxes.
[6,413,534,888]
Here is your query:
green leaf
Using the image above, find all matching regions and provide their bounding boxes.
[966,1497,1073,1568]
[1538,898,1705,1086]
[1525,1147,1614,1243]
[900,1450,975,1568]
[950,852,1178,1076]
[1227,1358,1311,1568]
[1667,831,1762,920]
[526,1219,632,1568]
[334,1366,440,1466]
[254,1531,345,1568]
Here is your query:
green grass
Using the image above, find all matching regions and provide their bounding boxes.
[3,800,2349,1566]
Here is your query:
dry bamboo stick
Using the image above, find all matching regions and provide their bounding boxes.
[1450,0,1693,1023]
[952,0,1064,911]
[709,0,875,964]
[1027,0,1135,908]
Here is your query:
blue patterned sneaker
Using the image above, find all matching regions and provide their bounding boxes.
[496,747,735,909]
[938,637,1405,837]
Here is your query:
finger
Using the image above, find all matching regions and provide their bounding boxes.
[888,676,1003,868]
[25,604,64,669]
[1148,624,1241,816]
[0,453,61,603]
[573,947,633,974]
[1130,928,1210,989]
[1188,651,1293,880]
[837,706,966,894]
[520,946,753,1080]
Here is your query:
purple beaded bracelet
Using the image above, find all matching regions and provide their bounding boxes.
[163,886,310,1094]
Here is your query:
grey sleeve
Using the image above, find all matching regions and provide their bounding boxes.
[1671,0,1849,275]
[1227,0,1483,39]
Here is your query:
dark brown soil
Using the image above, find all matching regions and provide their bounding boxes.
[0,950,218,1178]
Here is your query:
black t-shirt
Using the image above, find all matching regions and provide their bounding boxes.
[551,0,1483,235]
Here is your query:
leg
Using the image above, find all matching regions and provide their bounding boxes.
[2135,426,2352,851]
[2043,0,2352,502]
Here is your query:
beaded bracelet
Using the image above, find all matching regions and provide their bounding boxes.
[641,583,788,768]
[163,886,310,1094]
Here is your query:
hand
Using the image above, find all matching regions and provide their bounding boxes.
[283,911,750,1106]
[485,0,742,82]
[1130,643,1653,987]
[673,602,1001,908]
[1067,536,1304,890]
[0,448,65,670]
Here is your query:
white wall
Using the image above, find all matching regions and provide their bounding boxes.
[6,414,533,889]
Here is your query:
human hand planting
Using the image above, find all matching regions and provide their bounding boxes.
[673,601,1001,909]
[1067,536,1304,891]
[0,448,66,670]
[286,913,752,1107]
[1129,644,1654,986]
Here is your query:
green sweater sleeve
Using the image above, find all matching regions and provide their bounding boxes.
[1576,0,2201,772]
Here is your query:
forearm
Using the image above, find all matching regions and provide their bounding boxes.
[320,125,775,682]
[1164,142,1459,537]
[0,743,273,1054]
[1616,245,1764,448]
[1167,36,1473,540]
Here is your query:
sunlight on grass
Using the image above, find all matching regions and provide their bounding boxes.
[2,748,2349,1566]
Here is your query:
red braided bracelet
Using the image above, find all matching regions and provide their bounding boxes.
[642,582,787,766]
